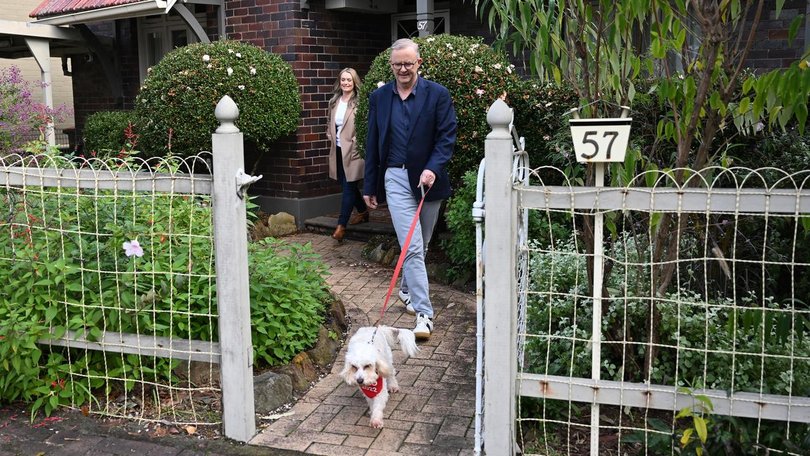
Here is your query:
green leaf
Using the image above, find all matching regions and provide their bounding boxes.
[775,0,785,18]
[681,427,694,446]
[788,15,804,44]
[694,415,708,443]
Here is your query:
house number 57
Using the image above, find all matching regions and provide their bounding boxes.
[580,130,619,160]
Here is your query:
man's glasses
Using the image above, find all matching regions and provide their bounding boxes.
[390,61,416,70]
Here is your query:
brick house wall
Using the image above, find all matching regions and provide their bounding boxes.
[746,0,809,70]
[225,0,390,216]
[70,20,137,143]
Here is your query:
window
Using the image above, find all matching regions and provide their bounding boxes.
[138,13,203,82]
[391,10,450,41]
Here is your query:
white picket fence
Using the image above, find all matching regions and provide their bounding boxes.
[479,99,810,455]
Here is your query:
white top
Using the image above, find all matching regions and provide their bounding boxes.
[335,100,348,148]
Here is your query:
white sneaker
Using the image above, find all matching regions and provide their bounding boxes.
[398,290,416,315]
[413,313,433,340]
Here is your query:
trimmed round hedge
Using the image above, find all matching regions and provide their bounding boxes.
[356,34,521,188]
[135,40,300,157]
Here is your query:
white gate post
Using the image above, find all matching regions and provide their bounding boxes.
[483,99,518,454]
[211,95,256,442]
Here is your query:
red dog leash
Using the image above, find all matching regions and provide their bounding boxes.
[374,184,430,326]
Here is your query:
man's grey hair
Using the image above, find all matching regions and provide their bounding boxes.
[391,38,420,58]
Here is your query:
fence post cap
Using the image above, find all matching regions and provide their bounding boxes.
[215,95,240,134]
[487,99,512,138]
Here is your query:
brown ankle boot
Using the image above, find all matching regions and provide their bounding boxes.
[332,224,346,242]
[349,210,369,225]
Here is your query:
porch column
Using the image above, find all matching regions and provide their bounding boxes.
[416,0,434,37]
[24,37,55,146]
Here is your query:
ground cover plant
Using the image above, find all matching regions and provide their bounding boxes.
[0,152,330,420]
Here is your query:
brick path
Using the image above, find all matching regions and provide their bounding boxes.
[251,232,478,456]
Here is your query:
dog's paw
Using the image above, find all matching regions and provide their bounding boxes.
[389,385,400,393]
[370,417,384,428]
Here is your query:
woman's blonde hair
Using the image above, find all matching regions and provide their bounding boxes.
[327,67,362,111]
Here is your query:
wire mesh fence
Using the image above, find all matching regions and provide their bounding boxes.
[514,165,810,455]
[0,152,223,426]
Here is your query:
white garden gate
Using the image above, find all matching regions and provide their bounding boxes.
[478,99,810,455]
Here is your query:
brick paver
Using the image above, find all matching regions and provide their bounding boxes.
[251,232,477,455]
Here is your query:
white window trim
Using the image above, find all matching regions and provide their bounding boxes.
[390,9,450,42]
[137,12,205,83]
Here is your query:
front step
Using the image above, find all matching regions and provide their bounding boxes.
[304,215,396,241]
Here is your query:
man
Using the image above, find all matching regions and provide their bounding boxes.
[363,38,457,340]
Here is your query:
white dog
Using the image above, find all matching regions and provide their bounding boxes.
[339,325,419,428]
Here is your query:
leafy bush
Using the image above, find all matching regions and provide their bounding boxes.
[356,34,521,188]
[0,156,329,417]
[510,78,579,173]
[135,40,300,157]
[249,238,330,365]
[0,66,68,155]
[83,111,138,155]
[441,168,573,282]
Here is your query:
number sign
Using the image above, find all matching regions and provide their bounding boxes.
[569,118,632,163]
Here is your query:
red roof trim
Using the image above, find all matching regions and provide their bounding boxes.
[30,0,147,19]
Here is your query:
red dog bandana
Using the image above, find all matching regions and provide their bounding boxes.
[360,377,384,399]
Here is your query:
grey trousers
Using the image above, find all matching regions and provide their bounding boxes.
[385,167,442,318]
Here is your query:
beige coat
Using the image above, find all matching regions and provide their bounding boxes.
[326,99,365,182]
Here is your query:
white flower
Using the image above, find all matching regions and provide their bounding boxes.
[227,67,233,76]
[123,239,144,258]
[377,81,385,88]
[235,52,242,58]
[493,63,502,69]
[206,64,212,69]
[446,43,453,49]
[228,49,234,54]
[475,88,485,96]
[250,67,256,75]
[506,66,513,74]
[426,37,435,42]
[238,85,245,90]
[202,54,210,62]
[474,66,483,73]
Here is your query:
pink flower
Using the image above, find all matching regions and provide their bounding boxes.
[475,89,485,96]
[123,239,144,258]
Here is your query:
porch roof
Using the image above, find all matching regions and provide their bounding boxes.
[28,0,180,26]
[30,0,146,19]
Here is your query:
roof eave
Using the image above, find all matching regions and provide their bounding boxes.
[32,0,169,26]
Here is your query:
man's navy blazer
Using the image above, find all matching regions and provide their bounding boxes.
[363,77,457,203]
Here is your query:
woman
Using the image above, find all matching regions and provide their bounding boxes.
[326,67,368,242]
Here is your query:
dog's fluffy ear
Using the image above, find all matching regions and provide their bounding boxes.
[376,358,392,378]
[340,363,355,385]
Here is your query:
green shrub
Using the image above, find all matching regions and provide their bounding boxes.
[510,78,579,173]
[248,238,330,365]
[356,34,521,188]
[441,168,573,281]
[135,40,300,157]
[82,111,137,156]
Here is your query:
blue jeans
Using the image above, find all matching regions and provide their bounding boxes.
[336,146,367,226]
[384,167,442,318]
